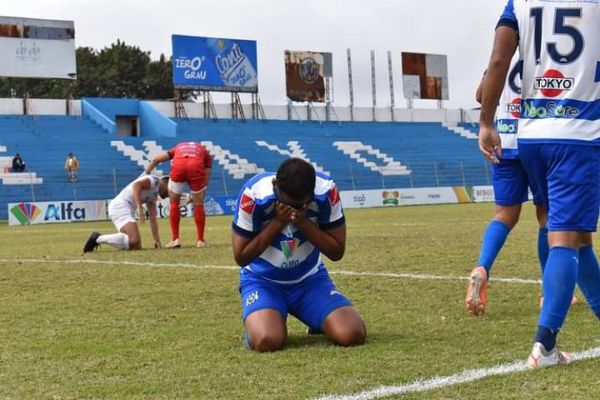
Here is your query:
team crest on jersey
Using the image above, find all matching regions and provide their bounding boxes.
[240,193,255,213]
[505,98,521,118]
[280,238,300,259]
[329,185,341,205]
[534,70,574,98]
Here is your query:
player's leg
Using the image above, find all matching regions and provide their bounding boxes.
[521,143,598,367]
[166,179,185,248]
[291,269,366,347]
[85,202,134,252]
[190,188,207,247]
[576,233,600,318]
[241,271,288,352]
[466,159,527,315]
[119,222,142,250]
[188,163,209,247]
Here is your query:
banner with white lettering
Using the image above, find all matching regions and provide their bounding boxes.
[172,35,258,92]
[0,16,76,79]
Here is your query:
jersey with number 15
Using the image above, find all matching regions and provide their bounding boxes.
[499,0,600,144]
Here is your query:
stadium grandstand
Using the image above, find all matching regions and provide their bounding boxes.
[0,98,483,220]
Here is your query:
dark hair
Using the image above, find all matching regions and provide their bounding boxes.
[275,158,316,200]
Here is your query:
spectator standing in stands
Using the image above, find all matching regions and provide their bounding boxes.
[65,152,79,182]
[145,142,212,249]
[12,153,25,172]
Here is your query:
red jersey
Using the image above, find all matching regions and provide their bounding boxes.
[168,142,212,169]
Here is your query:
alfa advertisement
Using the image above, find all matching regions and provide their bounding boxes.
[171,34,258,92]
[8,196,238,226]
[8,200,107,226]
[0,16,76,79]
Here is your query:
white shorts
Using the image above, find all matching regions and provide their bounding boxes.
[168,179,207,195]
[108,199,136,231]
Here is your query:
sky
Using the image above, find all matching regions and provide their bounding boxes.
[3,0,509,109]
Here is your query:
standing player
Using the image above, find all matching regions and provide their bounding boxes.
[466,61,576,316]
[231,158,366,352]
[480,0,600,367]
[83,175,169,252]
[145,142,212,248]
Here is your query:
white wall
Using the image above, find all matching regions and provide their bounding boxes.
[0,97,479,124]
[0,98,23,114]
[28,99,66,115]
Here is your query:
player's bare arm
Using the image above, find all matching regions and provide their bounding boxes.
[293,209,346,261]
[479,26,518,163]
[147,201,162,248]
[145,151,171,174]
[231,202,294,266]
[132,178,152,224]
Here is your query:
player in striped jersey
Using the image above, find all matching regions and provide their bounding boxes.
[480,0,600,367]
[231,158,366,352]
[466,60,551,316]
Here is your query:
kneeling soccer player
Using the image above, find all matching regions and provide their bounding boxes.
[231,158,366,352]
[83,175,169,252]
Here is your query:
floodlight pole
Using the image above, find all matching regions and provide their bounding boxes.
[347,48,354,122]
[387,51,395,122]
[370,50,377,122]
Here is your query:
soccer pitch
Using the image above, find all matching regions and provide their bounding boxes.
[1,203,600,399]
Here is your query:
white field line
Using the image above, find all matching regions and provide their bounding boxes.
[0,258,541,285]
[312,347,600,400]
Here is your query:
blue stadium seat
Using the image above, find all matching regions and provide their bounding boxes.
[0,116,489,219]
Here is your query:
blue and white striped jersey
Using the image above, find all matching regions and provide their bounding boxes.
[499,0,600,144]
[496,58,523,159]
[232,172,345,284]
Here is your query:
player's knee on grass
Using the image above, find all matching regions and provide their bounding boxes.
[249,330,287,352]
[121,223,141,250]
[245,309,287,352]
[323,307,366,347]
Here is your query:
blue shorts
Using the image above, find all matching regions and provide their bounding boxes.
[239,268,352,331]
[518,142,600,232]
[492,158,542,206]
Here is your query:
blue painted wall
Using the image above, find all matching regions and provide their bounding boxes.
[139,101,177,137]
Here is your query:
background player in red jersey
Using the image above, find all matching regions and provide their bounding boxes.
[145,142,212,248]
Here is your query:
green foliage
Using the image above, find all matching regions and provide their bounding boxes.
[0,40,174,99]
[1,203,599,399]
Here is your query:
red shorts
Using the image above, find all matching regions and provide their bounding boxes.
[169,159,208,193]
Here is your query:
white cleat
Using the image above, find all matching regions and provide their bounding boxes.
[196,240,208,248]
[165,238,182,249]
[527,342,573,369]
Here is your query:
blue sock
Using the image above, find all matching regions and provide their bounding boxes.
[538,247,578,330]
[577,246,600,319]
[535,325,558,351]
[537,227,549,274]
[477,220,510,277]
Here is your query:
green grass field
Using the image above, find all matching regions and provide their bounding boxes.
[2,203,600,399]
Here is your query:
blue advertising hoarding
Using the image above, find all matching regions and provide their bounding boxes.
[172,34,258,93]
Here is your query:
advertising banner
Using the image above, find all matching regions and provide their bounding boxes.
[471,185,495,203]
[340,187,459,209]
[8,200,106,226]
[154,195,237,218]
[401,52,448,100]
[172,35,258,92]
[285,50,332,102]
[0,16,76,79]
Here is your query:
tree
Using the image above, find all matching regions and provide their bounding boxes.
[0,40,175,99]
